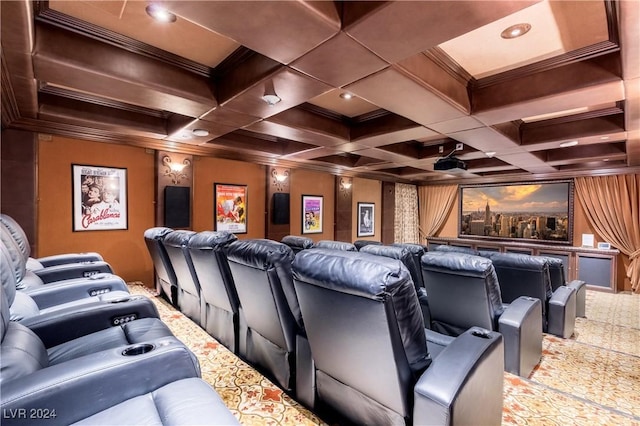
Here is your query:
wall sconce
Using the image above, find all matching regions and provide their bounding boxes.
[271,168,289,191]
[340,177,352,189]
[163,155,191,185]
[261,80,281,106]
[339,177,352,197]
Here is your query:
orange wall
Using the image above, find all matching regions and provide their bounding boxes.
[289,168,335,242]
[37,136,155,285]
[192,156,266,238]
[352,177,382,242]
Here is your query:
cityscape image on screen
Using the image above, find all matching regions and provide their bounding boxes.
[460,182,571,242]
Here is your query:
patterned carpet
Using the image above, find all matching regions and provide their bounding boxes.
[129,284,640,425]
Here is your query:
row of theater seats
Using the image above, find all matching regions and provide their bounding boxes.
[0,215,239,425]
[144,229,506,425]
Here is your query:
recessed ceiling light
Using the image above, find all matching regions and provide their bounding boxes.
[603,158,610,161]
[340,93,353,100]
[501,23,531,39]
[559,140,579,148]
[146,4,177,23]
[600,136,610,140]
[192,129,209,137]
[485,151,497,158]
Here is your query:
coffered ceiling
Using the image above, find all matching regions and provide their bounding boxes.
[2,0,638,184]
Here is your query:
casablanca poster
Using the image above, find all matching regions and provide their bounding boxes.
[73,164,128,231]
[302,195,323,234]
[215,183,247,234]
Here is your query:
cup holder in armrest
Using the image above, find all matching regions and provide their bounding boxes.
[122,344,155,356]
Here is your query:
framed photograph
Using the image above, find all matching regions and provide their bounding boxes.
[357,202,375,237]
[459,180,573,244]
[72,164,128,231]
[302,195,323,234]
[214,183,247,234]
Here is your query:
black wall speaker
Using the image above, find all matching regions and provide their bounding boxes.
[164,186,190,228]
[272,192,290,225]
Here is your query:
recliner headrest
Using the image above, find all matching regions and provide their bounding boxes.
[481,251,546,272]
[421,251,494,279]
[0,214,29,260]
[360,244,412,265]
[1,227,27,283]
[293,248,410,300]
[314,240,357,252]
[163,230,196,248]
[188,231,237,250]
[227,239,294,270]
[281,235,314,250]
[0,245,18,308]
[144,227,174,240]
[353,239,382,250]
[432,244,480,256]
[392,242,426,256]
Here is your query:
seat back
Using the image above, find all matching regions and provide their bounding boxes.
[392,243,427,289]
[162,230,200,324]
[226,239,301,391]
[359,245,419,292]
[481,252,551,310]
[421,252,503,335]
[0,226,29,286]
[281,235,314,254]
[0,214,30,261]
[353,239,381,251]
[293,249,430,425]
[143,227,177,305]
[540,256,566,291]
[187,231,240,352]
[314,240,357,252]
[432,244,480,256]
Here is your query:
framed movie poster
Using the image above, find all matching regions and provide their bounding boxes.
[302,195,323,234]
[214,183,247,234]
[72,164,128,231]
[357,202,375,237]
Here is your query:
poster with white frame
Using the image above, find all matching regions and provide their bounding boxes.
[72,164,128,231]
[357,202,375,237]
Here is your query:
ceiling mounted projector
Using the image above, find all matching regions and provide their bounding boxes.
[434,156,467,173]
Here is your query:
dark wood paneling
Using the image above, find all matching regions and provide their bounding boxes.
[381,181,395,244]
[334,176,352,241]
[1,129,37,254]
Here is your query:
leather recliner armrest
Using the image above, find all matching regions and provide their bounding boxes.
[21,274,129,309]
[0,337,201,426]
[567,280,586,317]
[414,327,504,426]
[499,296,543,377]
[34,252,103,268]
[547,286,577,338]
[19,296,160,348]
[32,261,113,283]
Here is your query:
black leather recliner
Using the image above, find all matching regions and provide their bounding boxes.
[225,239,313,407]
[187,231,242,353]
[0,284,238,426]
[314,240,357,251]
[144,227,178,306]
[1,225,114,287]
[541,256,586,318]
[292,248,505,425]
[421,251,543,377]
[281,235,314,254]
[353,239,381,250]
[360,244,431,327]
[479,251,576,338]
[1,213,104,272]
[432,244,480,256]
[162,230,202,324]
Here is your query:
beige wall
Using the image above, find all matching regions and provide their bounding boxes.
[37,136,155,285]
[352,177,382,242]
[289,168,335,242]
